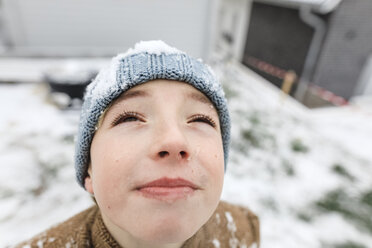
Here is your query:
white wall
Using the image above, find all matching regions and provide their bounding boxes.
[1,0,217,59]
[216,0,252,61]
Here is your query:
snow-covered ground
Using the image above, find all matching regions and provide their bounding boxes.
[219,62,372,248]
[1,60,372,248]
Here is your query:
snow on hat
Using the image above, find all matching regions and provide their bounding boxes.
[75,40,231,188]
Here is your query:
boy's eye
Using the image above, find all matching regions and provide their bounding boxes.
[188,114,216,128]
[111,111,145,126]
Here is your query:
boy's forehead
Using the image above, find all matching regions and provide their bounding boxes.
[113,80,214,106]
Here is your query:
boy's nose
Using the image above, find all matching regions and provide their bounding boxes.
[157,150,188,160]
[150,124,191,162]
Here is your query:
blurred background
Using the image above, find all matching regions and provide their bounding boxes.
[0,0,371,247]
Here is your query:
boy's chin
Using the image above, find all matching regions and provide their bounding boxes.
[118,205,214,245]
[102,192,221,246]
[131,218,200,245]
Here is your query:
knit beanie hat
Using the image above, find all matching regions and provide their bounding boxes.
[75,40,231,188]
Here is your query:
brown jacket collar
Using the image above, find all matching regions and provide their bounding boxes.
[16,201,259,247]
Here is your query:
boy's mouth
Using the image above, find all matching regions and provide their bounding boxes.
[135,177,199,201]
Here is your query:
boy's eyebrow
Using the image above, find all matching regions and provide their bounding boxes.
[187,92,212,105]
[119,89,150,101]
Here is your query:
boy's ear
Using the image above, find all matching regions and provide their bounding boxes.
[84,166,94,194]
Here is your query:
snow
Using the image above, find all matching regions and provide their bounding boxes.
[1,57,372,247]
[225,211,237,233]
[212,238,220,248]
[119,40,184,58]
[0,84,92,246]
[219,61,372,247]
[225,211,239,248]
[85,41,185,104]
[44,61,97,85]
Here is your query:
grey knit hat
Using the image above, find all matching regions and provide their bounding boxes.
[75,40,231,188]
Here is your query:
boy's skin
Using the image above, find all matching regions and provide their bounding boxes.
[84,79,225,248]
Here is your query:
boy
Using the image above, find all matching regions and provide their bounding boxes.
[17,41,259,248]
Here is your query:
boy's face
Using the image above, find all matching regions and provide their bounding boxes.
[85,79,224,246]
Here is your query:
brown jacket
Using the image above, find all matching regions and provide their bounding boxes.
[15,201,259,248]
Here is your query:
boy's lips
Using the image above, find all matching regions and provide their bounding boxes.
[135,177,200,201]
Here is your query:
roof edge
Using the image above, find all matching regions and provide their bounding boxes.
[253,0,343,14]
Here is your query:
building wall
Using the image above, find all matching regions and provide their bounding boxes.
[242,2,315,91]
[313,0,372,99]
[0,0,216,59]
